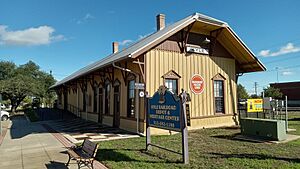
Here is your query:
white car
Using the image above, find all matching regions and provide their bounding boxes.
[0,103,5,109]
[1,110,9,121]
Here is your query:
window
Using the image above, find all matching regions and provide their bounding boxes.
[165,79,178,94]
[162,70,181,95]
[127,79,135,117]
[214,80,224,113]
[93,88,97,112]
[105,81,111,115]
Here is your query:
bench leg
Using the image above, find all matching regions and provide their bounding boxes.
[66,153,71,166]
[91,160,94,169]
[77,162,81,169]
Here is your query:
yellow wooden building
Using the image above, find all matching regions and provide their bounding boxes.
[51,13,265,134]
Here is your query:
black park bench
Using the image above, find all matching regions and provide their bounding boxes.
[66,139,99,169]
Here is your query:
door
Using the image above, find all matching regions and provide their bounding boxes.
[63,89,68,111]
[113,85,120,127]
[98,88,103,123]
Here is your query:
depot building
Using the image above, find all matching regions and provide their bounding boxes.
[51,13,265,134]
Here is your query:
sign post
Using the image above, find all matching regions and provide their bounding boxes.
[146,86,189,164]
[180,91,189,164]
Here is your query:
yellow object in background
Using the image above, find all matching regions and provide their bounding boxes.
[247,99,263,112]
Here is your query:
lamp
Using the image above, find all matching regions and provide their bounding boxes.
[202,37,210,44]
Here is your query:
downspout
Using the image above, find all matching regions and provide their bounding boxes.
[112,60,144,136]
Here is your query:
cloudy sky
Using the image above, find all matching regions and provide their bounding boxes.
[0,0,300,94]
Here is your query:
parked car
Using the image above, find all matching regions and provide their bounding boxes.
[0,103,6,109]
[0,110,9,121]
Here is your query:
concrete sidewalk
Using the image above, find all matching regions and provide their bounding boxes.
[0,116,87,169]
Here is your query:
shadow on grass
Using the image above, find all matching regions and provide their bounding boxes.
[97,148,182,164]
[217,126,240,130]
[289,118,300,121]
[211,133,240,140]
[210,152,300,163]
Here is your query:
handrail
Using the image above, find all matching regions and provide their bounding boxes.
[67,104,81,117]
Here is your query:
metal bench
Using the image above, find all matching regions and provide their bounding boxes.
[66,139,99,169]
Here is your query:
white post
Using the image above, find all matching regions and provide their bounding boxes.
[135,76,140,134]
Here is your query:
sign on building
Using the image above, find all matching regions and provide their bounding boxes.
[190,74,205,94]
[134,83,145,90]
[186,46,209,55]
[247,99,263,112]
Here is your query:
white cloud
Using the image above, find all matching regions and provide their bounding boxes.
[138,32,153,40]
[281,70,293,76]
[118,32,154,47]
[0,25,65,46]
[119,39,133,46]
[258,43,300,57]
[77,13,95,24]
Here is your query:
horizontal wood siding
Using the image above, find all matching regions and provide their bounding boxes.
[146,49,237,119]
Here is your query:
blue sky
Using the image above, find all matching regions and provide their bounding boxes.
[0,0,300,95]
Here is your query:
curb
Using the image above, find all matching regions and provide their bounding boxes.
[0,121,10,146]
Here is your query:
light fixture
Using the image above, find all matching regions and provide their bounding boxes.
[202,37,210,44]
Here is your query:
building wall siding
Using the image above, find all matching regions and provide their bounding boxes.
[145,49,237,124]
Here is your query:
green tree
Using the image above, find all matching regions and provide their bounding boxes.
[263,86,283,99]
[237,84,249,99]
[0,61,56,112]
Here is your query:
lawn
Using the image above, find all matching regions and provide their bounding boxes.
[96,113,300,169]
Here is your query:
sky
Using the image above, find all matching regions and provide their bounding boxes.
[0,0,300,95]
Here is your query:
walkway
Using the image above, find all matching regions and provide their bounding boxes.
[45,118,139,144]
[0,116,105,169]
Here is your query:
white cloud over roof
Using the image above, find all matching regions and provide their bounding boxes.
[258,43,300,57]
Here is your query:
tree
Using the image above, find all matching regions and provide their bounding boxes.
[263,86,283,99]
[237,84,249,99]
[0,61,56,112]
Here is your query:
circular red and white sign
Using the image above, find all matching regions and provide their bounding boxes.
[190,74,205,94]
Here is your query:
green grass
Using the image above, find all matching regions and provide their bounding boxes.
[96,113,300,169]
[24,108,39,122]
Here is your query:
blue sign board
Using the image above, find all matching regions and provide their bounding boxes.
[148,89,181,131]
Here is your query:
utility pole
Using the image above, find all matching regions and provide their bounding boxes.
[276,67,279,83]
[254,82,258,96]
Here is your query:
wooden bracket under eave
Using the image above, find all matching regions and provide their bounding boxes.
[133,58,145,83]
[209,27,224,56]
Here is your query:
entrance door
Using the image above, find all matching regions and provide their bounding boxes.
[98,88,103,123]
[113,83,120,127]
[63,89,68,111]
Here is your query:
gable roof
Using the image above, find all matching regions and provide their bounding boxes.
[51,13,265,89]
